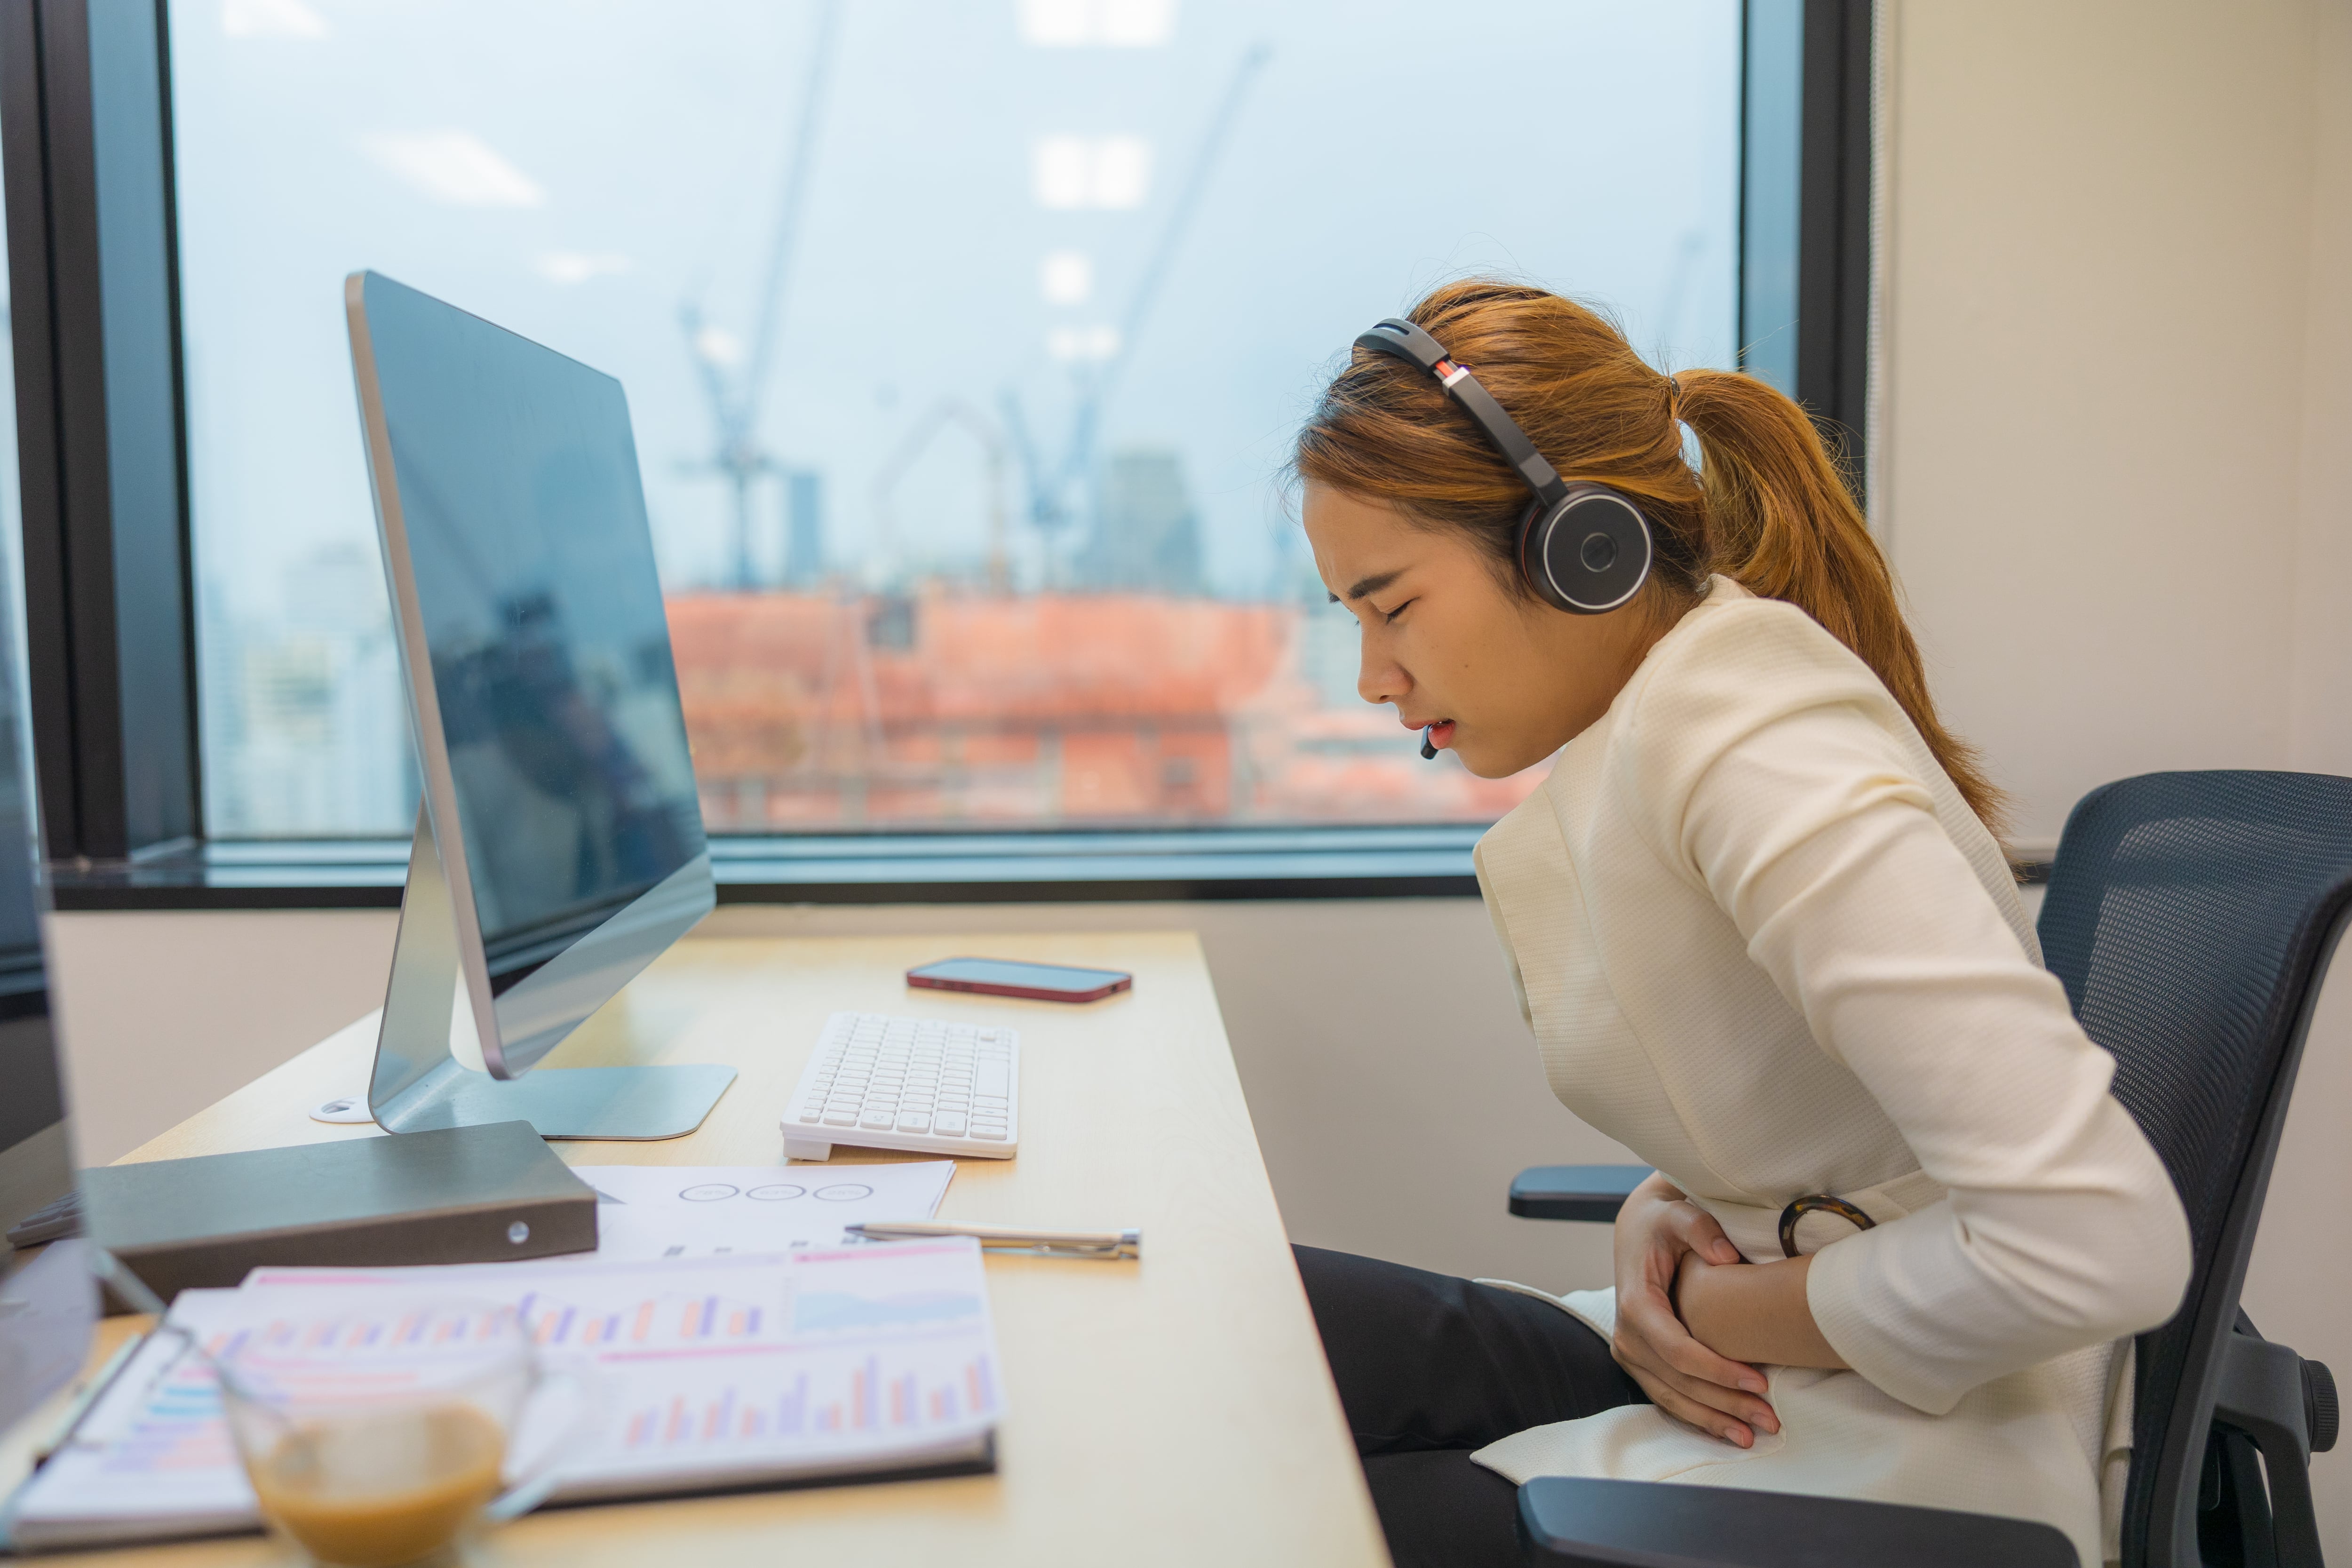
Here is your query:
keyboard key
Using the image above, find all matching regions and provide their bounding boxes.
[823,1110,858,1127]
[933,1113,967,1136]
[896,1112,931,1133]
[797,1109,823,1122]
[977,1067,1011,1095]
[859,1111,894,1130]
[970,1125,1009,1141]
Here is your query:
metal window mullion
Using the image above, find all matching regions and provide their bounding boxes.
[1796,0,1873,496]
[1,0,198,864]
[0,0,81,858]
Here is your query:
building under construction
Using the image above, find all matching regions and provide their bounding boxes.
[667,589,1542,829]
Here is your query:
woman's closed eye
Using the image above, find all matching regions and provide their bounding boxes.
[1376,598,1413,624]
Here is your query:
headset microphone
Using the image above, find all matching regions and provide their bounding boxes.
[1421,727,1438,761]
[1351,318,1655,617]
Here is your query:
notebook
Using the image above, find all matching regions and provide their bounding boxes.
[2,1241,1001,1551]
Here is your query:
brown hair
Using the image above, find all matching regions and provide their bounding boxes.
[1295,279,2004,839]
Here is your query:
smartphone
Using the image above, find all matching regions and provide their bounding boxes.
[906,957,1133,1004]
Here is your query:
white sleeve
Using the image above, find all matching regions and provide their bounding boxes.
[1675,699,2191,1416]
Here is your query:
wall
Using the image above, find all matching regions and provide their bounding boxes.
[1879,0,2340,846]
[2290,0,2352,777]
[1878,0,2351,1541]
[45,910,405,1168]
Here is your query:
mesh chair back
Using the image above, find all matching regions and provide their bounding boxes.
[2035,771,2352,1568]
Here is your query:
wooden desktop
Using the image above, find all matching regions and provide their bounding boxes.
[37,929,1391,1567]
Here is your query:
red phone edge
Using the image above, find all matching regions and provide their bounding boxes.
[906,971,1133,1004]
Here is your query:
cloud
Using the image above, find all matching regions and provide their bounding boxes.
[694,326,745,367]
[359,131,546,208]
[536,252,634,285]
[222,0,327,39]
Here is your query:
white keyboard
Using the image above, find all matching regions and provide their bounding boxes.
[780,1011,1019,1161]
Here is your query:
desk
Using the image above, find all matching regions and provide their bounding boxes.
[56,930,1391,1567]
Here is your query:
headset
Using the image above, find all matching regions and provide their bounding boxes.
[1351,317,1654,618]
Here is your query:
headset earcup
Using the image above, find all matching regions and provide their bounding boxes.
[1521,489,1654,614]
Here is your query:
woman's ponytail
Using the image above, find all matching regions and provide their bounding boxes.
[1676,370,2005,838]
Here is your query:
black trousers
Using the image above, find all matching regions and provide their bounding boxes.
[1294,1244,1646,1568]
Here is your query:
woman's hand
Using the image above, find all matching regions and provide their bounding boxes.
[1609,1173,1779,1446]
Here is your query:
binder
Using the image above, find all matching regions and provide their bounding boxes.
[79,1121,595,1298]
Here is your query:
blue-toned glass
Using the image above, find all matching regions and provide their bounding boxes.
[172,0,1741,837]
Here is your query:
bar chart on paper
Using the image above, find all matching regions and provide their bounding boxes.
[590,1242,1001,1473]
[613,1341,999,1452]
[249,1245,1005,1487]
[513,1279,776,1349]
[82,1341,237,1487]
[11,1243,1008,1548]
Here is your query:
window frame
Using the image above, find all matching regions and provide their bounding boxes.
[6,0,1880,911]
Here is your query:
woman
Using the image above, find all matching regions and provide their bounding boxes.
[1290,280,2190,1568]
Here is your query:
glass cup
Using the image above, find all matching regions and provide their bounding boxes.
[215,1298,581,1568]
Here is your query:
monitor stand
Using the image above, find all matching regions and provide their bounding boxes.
[313,808,733,1140]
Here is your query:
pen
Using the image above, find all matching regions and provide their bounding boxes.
[846,1221,1141,1260]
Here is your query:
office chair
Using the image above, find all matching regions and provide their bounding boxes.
[1505,771,2350,1568]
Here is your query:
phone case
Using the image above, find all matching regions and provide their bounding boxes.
[906,961,1132,1004]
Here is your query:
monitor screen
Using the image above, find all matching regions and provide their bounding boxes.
[355,273,707,981]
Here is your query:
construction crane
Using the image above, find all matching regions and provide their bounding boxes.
[678,0,844,590]
[870,398,1014,593]
[1003,42,1271,580]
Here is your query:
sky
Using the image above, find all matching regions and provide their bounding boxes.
[171,0,1742,625]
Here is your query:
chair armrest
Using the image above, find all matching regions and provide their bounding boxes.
[1508,1165,1652,1222]
[2212,1321,2334,1566]
[1517,1477,2078,1567]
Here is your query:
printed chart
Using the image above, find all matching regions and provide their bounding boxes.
[15,1243,1003,1547]
[93,1348,234,1480]
[580,1243,1003,1460]
[614,1342,999,1451]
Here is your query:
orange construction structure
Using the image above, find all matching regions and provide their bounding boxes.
[665,589,1542,829]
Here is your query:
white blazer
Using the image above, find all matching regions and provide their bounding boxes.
[1468,578,2190,1567]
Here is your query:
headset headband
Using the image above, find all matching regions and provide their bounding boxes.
[1352,318,1567,507]
[1348,314,1656,621]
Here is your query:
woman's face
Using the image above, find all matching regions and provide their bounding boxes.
[1302,482,1670,779]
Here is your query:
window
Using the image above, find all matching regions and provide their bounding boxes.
[169,0,1741,840]
[0,115,34,911]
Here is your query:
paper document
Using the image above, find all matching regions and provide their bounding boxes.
[570,1163,954,1260]
[6,1243,1001,1552]
[5,1289,261,1546]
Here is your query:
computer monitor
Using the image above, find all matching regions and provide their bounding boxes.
[340,271,734,1139]
[0,596,96,1440]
